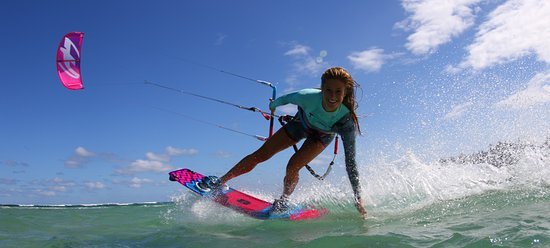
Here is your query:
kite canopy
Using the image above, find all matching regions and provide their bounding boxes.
[56,32,84,90]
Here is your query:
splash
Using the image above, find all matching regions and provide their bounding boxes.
[165,190,278,225]
[286,139,549,217]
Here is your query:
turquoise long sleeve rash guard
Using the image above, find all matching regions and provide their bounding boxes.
[270,89,349,132]
[269,89,362,201]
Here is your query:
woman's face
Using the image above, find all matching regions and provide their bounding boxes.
[322,79,347,112]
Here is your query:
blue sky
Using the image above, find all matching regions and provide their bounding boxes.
[1,0,549,204]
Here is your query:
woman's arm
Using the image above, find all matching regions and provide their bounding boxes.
[269,89,320,110]
[340,123,368,219]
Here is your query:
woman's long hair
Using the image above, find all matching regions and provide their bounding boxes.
[321,67,361,134]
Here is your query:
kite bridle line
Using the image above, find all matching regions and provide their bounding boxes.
[148,61,333,180]
[150,106,268,142]
[144,80,279,122]
[165,57,278,138]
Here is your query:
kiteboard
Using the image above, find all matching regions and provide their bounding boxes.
[168,168,327,220]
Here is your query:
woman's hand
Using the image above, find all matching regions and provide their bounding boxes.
[355,198,368,220]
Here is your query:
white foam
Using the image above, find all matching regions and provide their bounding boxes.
[286,142,549,216]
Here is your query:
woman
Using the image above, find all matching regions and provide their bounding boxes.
[199,67,367,219]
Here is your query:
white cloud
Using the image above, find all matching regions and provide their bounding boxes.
[285,44,310,57]
[397,0,482,55]
[2,160,29,167]
[145,152,170,162]
[85,182,106,190]
[75,147,95,157]
[348,48,393,72]
[146,146,198,162]
[117,146,197,175]
[214,150,232,158]
[112,177,154,188]
[284,74,300,88]
[51,186,67,192]
[292,56,326,76]
[52,177,64,183]
[116,159,174,174]
[129,177,154,188]
[445,64,464,74]
[31,177,77,197]
[277,104,298,116]
[495,70,550,109]
[461,0,550,70]
[64,160,81,168]
[36,190,56,197]
[166,146,198,156]
[283,43,328,87]
[65,146,96,168]
[445,102,474,120]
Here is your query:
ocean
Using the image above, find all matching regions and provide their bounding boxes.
[1,144,549,247]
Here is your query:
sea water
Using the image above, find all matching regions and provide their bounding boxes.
[1,145,548,247]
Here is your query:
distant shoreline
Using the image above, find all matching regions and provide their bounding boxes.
[0,202,172,208]
[440,137,549,167]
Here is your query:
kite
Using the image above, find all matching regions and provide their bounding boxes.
[56,32,84,90]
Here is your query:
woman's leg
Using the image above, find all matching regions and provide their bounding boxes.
[219,127,297,184]
[282,138,326,197]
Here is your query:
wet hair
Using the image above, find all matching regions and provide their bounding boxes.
[321,67,361,134]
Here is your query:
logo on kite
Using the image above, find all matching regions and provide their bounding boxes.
[56,32,84,90]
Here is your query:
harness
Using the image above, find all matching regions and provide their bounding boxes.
[277,115,339,180]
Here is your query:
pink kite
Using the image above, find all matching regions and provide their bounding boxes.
[56,32,84,90]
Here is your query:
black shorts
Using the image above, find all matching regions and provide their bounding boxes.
[283,120,335,147]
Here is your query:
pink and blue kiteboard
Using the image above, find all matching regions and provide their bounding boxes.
[168,168,327,220]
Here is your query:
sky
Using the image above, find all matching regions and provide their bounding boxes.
[1,0,549,205]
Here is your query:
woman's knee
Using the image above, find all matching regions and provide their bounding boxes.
[286,157,305,174]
